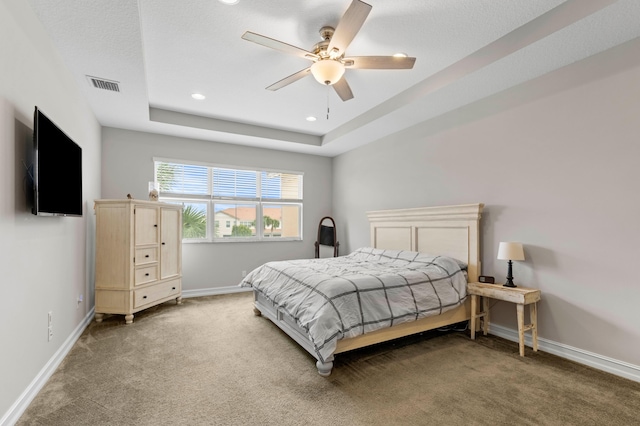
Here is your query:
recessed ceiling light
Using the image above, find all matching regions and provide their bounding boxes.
[306,116,317,122]
[393,52,408,58]
[218,0,239,4]
[191,93,206,100]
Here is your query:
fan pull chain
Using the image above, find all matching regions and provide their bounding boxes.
[326,84,330,120]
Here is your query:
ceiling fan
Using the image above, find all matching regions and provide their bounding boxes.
[241,0,416,102]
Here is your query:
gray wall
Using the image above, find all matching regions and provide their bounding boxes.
[101,127,332,292]
[333,39,640,367]
[0,0,102,421]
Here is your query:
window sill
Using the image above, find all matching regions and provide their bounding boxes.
[182,238,303,244]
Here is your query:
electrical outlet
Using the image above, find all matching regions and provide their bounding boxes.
[241,270,247,278]
[48,311,53,341]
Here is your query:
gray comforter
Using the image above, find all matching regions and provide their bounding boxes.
[240,247,467,363]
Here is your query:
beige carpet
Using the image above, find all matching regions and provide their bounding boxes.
[17,292,640,425]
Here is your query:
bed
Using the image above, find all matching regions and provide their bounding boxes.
[240,203,483,376]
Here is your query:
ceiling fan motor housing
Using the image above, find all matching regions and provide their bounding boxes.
[319,26,335,41]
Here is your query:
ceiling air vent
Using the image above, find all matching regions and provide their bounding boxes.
[86,76,120,92]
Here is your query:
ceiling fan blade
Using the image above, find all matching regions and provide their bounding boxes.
[343,56,416,69]
[266,68,312,91]
[242,31,319,61]
[333,77,354,101]
[327,0,372,56]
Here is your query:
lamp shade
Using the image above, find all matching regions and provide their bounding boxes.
[497,242,525,261]
[310,59,345,85]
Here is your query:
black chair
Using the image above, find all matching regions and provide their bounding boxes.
[314,216,339,258]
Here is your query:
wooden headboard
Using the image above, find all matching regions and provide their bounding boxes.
[367,203,484,282]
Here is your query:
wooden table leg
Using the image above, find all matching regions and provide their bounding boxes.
[470,294,477,340]
[530,302,538,352]
[482,296,489,336]
[516,303,525,356]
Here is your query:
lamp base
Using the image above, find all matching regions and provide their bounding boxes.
[504,260,517,287]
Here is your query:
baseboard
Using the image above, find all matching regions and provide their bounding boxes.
[489,323,640,383]
[182,285,252,299]
[1,307,95,426]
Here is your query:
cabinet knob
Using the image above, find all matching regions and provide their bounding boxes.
[145,255,149,258]
[162,242,166,245]
[145,273,149,276]
[143,295,147,299]
[172,287,176,290]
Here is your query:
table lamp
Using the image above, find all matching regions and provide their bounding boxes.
[497,242,525,288]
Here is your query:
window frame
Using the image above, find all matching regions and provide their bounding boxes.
[154,157,303,243]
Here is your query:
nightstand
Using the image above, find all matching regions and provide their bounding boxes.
[467,282,541,357]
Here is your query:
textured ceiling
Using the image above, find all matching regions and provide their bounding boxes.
[26,0,640,156]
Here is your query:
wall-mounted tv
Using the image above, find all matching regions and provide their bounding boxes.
[32,106,83,217]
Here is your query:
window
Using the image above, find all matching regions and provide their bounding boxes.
[154,159,303,242]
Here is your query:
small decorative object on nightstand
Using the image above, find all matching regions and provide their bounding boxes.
[497,242,525,287]
[468,282,541,357]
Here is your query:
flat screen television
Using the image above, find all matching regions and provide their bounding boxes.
[32,106,83,217]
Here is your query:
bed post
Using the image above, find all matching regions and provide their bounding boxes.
[316,357,334,377]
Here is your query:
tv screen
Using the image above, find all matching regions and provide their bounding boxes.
[32,107,83,217]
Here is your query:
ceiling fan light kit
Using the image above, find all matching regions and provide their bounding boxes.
[310,60,345,85]
[241,0,415,102]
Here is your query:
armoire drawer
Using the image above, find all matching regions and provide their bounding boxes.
[134,280,181,308]
[135,247,158,265]
[135,264,158,286]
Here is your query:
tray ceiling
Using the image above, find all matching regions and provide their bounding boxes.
[26,0,640,156]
